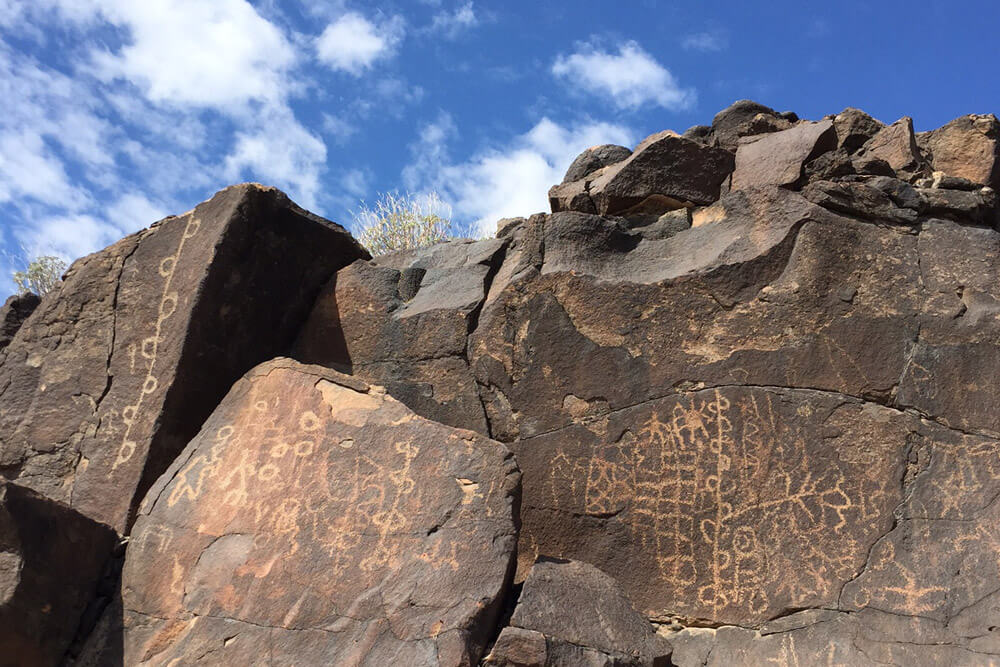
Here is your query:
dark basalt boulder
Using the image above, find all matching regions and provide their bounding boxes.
[0,184,368,533]
[918,113,1000,189]
[732,119,837,190]
[123,358,519,666]
[485,558,672,666]
[857,116,928,180]
[294,237,509,433]
[0,292,40,352]
[562,144,632,184]
[704,99,792,151]
[550,132,734,219]
[832,107,885,153]
[0,481,118,667]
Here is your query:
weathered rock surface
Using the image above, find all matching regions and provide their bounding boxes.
[832,107,885,153]
[123,358,519,666]
[0,480,118,667]
[295,238,508,432]
[485,558,671,666]
[0,292,40,352]
[690,100,794,151]
[919,113,1000,189]
[0,184,367,533]
[731,120,836,190]
[858,116,927,180]
[550,131,734,218]
[562,144,632,184]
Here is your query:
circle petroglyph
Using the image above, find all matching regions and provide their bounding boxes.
[299,411,321,432]
[159,256,176,277]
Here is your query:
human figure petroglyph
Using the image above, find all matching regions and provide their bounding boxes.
[159,384,442,581]
[547,389,887,619]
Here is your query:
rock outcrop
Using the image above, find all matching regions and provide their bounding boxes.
[0,292,40,352]
[485,558,671,666]
[123,358,519,666]
[3,102,1000,666]
[0,481,118,666]
[0,184,367,533]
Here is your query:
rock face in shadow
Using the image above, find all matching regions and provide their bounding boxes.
[0,481,118,667]
[0,184,367,534]
[294,238,509,433]
[122,358,520,666]
[0,293,40,352]
[485,558,672,666]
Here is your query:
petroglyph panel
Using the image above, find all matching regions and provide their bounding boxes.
[123,358,519,665]
[0,184,366,532]
[515,386,910,626]
[842,428,1000,624]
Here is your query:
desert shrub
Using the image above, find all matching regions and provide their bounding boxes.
[13,255,66,296]
[354,191,454,256]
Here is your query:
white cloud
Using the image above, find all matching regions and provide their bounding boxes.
[428,2,479,38]
[107,193,167,233]
[404,115,635,235]
[322,113,359,144]
[682,30,728,52]
[90,0,296,108]
[340,169,370,199]
[0,130,90,211]
[224,105,327,209]
[402,111,458,191]
[552,41,695,110]
[16,214,123,262]
[316,11,404,75]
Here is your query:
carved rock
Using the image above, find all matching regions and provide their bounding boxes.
[123,358,520,666]
[0,480,118,667]
[0,292,40,352]
[0,184,367,533]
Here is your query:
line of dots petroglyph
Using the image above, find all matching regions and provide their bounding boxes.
[111,216,201,474]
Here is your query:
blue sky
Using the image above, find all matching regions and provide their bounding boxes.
[1,0,999,296]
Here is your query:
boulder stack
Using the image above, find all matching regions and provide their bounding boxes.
[3,103,1000,666]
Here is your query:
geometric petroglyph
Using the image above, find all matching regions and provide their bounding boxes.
[111,217,201,474]
[123,359,518,665]
[536,387,907,625]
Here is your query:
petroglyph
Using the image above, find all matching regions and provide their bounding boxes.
[111,216,201,473]
[531,386,906,624]
[124,359,519,664]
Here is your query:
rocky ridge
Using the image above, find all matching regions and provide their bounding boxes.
[1,101,1000,666]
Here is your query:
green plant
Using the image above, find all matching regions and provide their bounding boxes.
[354,191,454,256]
[13,255,66,296]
